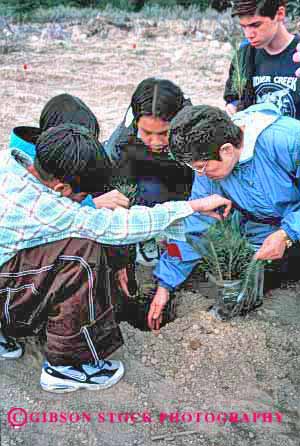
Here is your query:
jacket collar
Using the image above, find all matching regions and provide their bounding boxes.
[232,103,281,164]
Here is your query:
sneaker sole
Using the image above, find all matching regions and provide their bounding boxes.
[0,347,24,360]
[40,362,125,393]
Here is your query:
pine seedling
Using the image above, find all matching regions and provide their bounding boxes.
[111,177,138,207]
[187,218,265,317]
[230,38,248,103]
[218,17,248,103]
[187,218,256,282]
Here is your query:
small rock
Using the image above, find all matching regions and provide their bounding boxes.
[29,35,39,43]
[264,309,277,317]
[71,26,87,42]
[210,40,220,49]
[195,31,205,41]
[278,371,288,379]
[141,29,157,39]
[189,339,202,350]
[201,19,212,31]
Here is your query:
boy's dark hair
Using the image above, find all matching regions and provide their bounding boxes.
[169,105,243,164]
[131,77,189,123]
[35,124,111,192]
[232,0,286,19]
[39,94,100,140]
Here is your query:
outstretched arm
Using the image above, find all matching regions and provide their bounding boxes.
[148,176,224,330]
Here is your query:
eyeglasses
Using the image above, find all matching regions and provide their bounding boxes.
[184,161,208,175]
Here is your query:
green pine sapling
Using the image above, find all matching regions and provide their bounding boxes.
[188,218,255,282]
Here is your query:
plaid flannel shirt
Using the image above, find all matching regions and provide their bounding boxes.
[0,150,193,268]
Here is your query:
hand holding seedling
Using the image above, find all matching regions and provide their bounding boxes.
[93,189,130,209]
[189,194,232,219]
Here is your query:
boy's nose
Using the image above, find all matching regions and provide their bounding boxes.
[244,28,255,39]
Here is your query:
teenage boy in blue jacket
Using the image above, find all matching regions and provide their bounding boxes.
[149,103,300,329]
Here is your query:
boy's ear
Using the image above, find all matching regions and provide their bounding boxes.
[53,182,73,197]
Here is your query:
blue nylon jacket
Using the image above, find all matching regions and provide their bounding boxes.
[154,104,300,290]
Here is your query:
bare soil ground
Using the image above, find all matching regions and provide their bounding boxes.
[0,18,228,148]
[0,17,300,446]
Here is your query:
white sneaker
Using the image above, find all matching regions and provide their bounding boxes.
[0,329,23,360]
[40,359,125,393]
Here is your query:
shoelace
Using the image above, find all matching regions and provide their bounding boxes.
[94,359,112,369]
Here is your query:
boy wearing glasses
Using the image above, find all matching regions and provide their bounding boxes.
[149,103,300,329]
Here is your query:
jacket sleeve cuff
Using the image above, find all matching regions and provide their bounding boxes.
[157,280,175,292]
[280,223,298,242]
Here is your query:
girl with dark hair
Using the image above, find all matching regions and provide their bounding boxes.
[106,77,194,267]
[107,77,190,161]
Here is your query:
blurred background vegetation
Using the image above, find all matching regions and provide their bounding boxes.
[0,0,298,22]
[0,0,230,22]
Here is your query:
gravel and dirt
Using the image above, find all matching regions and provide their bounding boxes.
[0,12,300,446]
